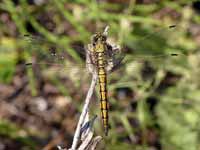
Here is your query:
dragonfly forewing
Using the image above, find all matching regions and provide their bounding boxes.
[21,34,86,63]
[123,24,181,55]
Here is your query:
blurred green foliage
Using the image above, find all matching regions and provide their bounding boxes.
[0,39,16,83]
[0,120,36,150]
[0,0,200,150]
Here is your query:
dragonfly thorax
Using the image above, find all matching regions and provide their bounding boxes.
[94,42,106,53]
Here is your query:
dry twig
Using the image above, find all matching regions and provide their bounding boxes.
[70,73,98,150]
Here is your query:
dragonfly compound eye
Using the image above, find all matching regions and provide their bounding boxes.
[102,35,107,41]
[92,33,100,43]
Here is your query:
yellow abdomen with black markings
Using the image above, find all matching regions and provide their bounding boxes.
[97,52,109,136]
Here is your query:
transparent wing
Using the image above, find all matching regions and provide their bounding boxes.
[106,49,183,75]
[124,25,181,56]
[21,34,86,58]
[106,25,186,72]
[20,34,88,69]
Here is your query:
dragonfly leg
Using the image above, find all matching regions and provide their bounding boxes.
[105,42,125,73]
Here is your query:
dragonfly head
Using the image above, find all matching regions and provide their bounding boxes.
[91,26,109,45]
[92,32,107,44]
[90,26,109,52]
[91,32,107,52]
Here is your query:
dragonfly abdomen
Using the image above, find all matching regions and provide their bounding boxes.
[97,52,109,136]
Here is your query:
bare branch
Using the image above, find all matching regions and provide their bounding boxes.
[70,73,98,150]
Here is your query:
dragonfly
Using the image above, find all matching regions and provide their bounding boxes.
[20,24,184,136]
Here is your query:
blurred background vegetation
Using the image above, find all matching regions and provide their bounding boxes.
[0,0,200,150]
